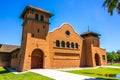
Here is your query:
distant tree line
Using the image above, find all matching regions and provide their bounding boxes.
[107,50,120,64]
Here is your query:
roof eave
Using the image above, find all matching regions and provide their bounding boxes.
[19,6,29,19]
[20,6,54,19]
[80,32,101,36]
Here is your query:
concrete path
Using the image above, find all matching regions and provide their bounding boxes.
[29,69,96,80]
[54,67,99,71]
[8,66,119,80]
[102,66,120,68]
[55,66,120,71]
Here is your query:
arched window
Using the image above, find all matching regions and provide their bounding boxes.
[56,40,60,47]
[75,43,78,49]
[35,14,39,20]
[71,42,74,48]
[61,41,65,48]
[66,42,70,48]
[40,15,44,22]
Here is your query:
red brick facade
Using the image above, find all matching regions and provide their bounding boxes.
[0,6,107,71]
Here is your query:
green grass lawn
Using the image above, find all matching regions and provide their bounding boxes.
[66,67,120,80]
[108,63,120,67]
[0,68,53,80]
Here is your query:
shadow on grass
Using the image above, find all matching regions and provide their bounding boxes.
[84,78,103,80]
[0,67,10,74]
[80,72,118,80]
[84,77,118,80]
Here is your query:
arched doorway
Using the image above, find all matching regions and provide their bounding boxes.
[95,53,100,66]
[31,49,44,69]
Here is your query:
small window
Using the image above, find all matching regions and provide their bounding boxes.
[102,55,105,61]
[56,40,60,47]
[31,9,34,14]
[32,34,34,37]
[29,9,34,14]
[35,14,39,20]
[40,15,44,22]
[75,43,79,49]
[61,41,65,48]
[66,30,70,36]
[12,55,14,58]
[71,42,74,48]
[2,55,9,62]
[66,42,70,48]
[15,54,18,58]
[37,29,40,32]
[13,54,15,58]
[43,25,45,29]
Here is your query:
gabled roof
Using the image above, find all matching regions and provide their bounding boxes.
[20,5,54,19]
[0,44,20,53]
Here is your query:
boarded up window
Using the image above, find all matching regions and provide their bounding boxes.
[54,53,80,60]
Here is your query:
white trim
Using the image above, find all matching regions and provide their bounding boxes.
[50,23,78,33]
[49,23,83,39]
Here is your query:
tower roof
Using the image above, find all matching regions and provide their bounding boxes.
[20,5,54,19]
[80,31,101,38]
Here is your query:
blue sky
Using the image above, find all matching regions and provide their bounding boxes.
[0,0,120,52]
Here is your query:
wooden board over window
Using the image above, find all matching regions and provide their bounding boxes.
[54,53,80,60]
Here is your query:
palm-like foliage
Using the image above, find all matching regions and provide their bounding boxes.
[103,0,120,15]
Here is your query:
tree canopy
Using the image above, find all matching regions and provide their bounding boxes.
[103,0,120,15]
[107,51,120,64]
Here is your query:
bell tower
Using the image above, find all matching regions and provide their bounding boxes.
[81,31,101,67]
[20,6,53,39]
[18,6,53,71]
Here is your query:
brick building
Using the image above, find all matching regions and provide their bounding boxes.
[0,6,107,71]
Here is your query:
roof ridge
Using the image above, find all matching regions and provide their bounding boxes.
[0,44,20,47]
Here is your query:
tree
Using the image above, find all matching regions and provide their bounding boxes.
[107,51,119,64]
[107,52,112,62]
[103,0,120,15]
[117,50,120,54]
[118,54,120,61]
